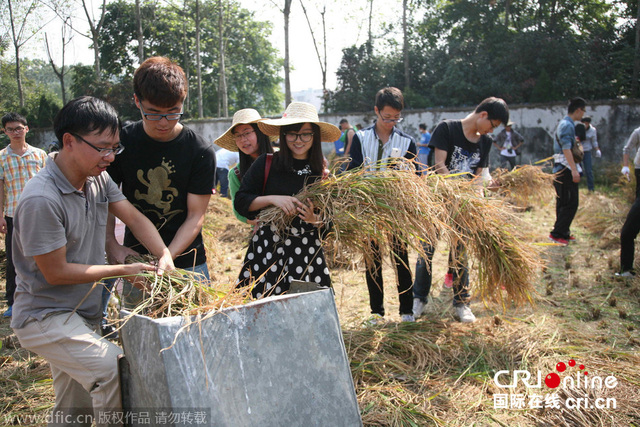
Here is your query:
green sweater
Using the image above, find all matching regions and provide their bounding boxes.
[228,166,249,223]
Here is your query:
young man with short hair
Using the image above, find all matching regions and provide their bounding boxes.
[0,113,47,318]
[107,57,216,281]
[348,87,417,323]
[413,97,509,323]
[549,97,586,246]
[11,96,174,423]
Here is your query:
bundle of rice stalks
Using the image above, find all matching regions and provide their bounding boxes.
[575,195,626,249]
[114,255,252,320]
[492,165,556,208]
[259,159,543,306]
[260,159,446,266]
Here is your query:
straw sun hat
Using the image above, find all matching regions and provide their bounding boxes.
[257,102,342,143]
[214,108,277,151]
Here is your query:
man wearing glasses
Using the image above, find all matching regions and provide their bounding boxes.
[412,97,509,323]
[347,87,418,324]
[107,57,216,288]
[549,97,586,246]
[0,113,47,318]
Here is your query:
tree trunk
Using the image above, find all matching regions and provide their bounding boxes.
[7,0,24,108]
[182,0,191,113]
[403,0,410,90]
[367,0,374,55]
[136,0,144,62]
[505,0,510,27]
[218,0,228,117]
[300,1,327,109]
[633,0,640,97]
[284,0,292,106]
[196,0,203,118]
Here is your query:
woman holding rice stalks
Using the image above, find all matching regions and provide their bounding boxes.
[214,109,275,224]
[234,102,341,298]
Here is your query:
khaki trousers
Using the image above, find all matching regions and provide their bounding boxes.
[13,312,123,427]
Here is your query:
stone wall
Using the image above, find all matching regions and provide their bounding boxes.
[25,100,640,171]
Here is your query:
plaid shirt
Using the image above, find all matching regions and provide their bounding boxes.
[0,144,48,217]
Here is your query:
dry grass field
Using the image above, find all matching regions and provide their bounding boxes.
[1,187,639,426]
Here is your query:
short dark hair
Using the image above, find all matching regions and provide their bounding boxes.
[419,123,427,131]
[475,97,509,125]
[237,123,274,179]
[53,96,120,147]
[339,119,348,125]
[2,112,27,127]
[275,123,323,174]
[134,57,188,107]
[568,97,586,114]
[581,116,592,123]
[375,87,404,111]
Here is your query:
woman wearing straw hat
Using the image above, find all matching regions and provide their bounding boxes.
[234,102,341,298]
[214,108,274,224]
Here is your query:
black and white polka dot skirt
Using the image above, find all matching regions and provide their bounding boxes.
[236,221,332,299]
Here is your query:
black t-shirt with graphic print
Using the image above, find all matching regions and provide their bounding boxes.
[107,121,216,268]
[429,120,492,176]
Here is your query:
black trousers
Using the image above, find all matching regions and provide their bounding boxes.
[551,168,579,240]
[4,216,16,306]
[365,238,413,316]
[621,196,640,272]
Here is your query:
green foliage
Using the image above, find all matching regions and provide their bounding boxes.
[330,0,636,111]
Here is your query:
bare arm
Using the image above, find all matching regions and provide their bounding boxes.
[34,246,156,286]
[167,193,210,260]
[434,148,450,175]
[344,129,356,157]
[109,199,174,273]
[248,195,305,217]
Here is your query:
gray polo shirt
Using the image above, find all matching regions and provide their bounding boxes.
[11,154,126,329]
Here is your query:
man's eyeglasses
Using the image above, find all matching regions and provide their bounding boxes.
[285,132,314,143]
[488,119,500,130]
[4,126,26,134]
[233,130,255,141]
[378,115,403,124]
[139,104,183,121]
[71,133,124,157]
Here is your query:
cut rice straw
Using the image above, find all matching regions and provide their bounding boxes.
[492,165,556,208]
[259,158,544,307]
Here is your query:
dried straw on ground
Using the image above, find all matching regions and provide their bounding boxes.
[259,159,543,306]
[492,165,556,208]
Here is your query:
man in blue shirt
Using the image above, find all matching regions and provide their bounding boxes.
[549,97,586,246]
[416,123,431,175]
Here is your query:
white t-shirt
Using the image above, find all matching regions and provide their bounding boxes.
[216,148,240,170]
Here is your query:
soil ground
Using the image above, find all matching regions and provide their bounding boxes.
[1,190,639,426]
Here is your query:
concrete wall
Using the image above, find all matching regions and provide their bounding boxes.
[26,100,640,170]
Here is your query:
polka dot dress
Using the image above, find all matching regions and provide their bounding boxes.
[236,218,331,298]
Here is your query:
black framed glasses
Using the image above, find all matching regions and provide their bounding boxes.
[233,129,255,141]
[285,132,314,143]
[488,119,499,130]
[4,126,26,134]
[139,104,183,121]
[71,133,124,157]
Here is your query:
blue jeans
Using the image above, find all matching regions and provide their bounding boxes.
[215,168,230,197]
[582,150,594,191]
[413,240,470,307]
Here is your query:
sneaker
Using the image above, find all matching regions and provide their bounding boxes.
[412,298,427,318]
[444,273,453,288]
[548,234,569,246]
[568,235,576,241]
[455,305,476,323]
[3,306,12,318]
[615,270,636,278]
[364,313,384,326]
[101,323,119,340]
[401,314,415,323]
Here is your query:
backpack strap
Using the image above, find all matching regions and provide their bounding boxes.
[262,153,273,195]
